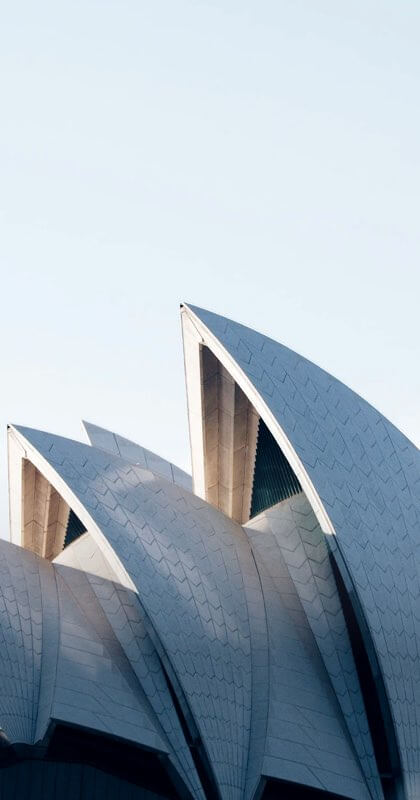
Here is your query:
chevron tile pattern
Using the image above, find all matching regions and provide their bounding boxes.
[56,533,205,800]
[83,422,192,491]
[188,304,420,800]
[245,494,382,800]
[2,304,417,800]
[14,425,373,800]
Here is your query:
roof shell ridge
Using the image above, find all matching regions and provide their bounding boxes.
[182,303,419,450]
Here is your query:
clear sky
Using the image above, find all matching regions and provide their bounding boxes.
[0,1,419,533]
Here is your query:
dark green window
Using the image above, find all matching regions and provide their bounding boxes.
[64,509,87,548]
[250,419,301,517]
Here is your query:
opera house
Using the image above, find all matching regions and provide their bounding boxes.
[0,303,418,800]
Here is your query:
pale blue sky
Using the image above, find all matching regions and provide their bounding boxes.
[0,1,419,532]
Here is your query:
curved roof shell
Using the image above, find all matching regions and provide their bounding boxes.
[2,303,418,800]
[6,423,372,800]
[181,304,420,800]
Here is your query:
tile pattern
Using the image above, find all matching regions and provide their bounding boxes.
[34,548,60,742]
[52,567,168,753]
[0,542,43,743]
[244,508,372,800]
[83,422,192,491]
[56,533,204,800]
[188,304,420,800]
[15,426,375,800]
[16,427,256,800]
[245,494,382,800]
[0,539,169,765]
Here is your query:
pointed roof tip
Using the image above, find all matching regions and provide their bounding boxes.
[7,422,22,434]
[184,304,307,359]
[181,302,222,320]
[81,419,96,430]
[81,419,95,440]
[180,301,203,314]
[82,421,118,449]
[181,302,222,326]
[81,419,97,430]
[182,303,241,332]
[181,302,209,314]
[82,420,112,435]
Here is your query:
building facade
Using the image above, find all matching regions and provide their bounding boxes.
[1,304,419,800]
